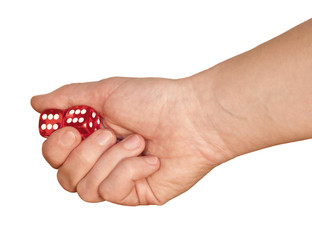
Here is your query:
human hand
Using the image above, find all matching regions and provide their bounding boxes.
[31,76,234,205]
[31,19,312,206]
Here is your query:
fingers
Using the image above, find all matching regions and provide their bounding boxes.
[45,128,147,203]
[76,134,145,202]
[42,127,81,168]
[42,128,160,205]
[56,129,117,192]
[98,156,160,206]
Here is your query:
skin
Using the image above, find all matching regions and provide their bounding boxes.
[31,18,312,206]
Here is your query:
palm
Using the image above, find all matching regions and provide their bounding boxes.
[97,77,225,203]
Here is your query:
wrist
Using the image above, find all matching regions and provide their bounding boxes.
[177,71,237,166]
[181,64,279,160]
[200,62,289,157]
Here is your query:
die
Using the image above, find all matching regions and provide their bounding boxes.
[39,109,64,138]
[63,106,101,139]
[39,105,101,139]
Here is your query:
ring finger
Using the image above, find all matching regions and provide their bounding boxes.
[76,134,145,202]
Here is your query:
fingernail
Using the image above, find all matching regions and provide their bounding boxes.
[123,135,141,150]
[145,157,159,165]
[96,130,113,146]
[59,131,76,146]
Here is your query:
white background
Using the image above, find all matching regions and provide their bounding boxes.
[1,1,311,239]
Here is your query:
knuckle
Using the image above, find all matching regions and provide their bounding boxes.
[98,184,107,199]
[76,181,92,202]
[104,76,120,81]
[42,141,61,169]
[77,191,89,203]
[99,182,125,204]
[98,183,112,201]
[57,169,76,193]
[78,194,91,203]
[155,200,167,206]
[59,83,78,91]
[76,182,87,201]
[77,180,104,203]
[121,159,135,176]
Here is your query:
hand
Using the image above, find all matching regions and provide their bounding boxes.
[31,76,233,205]
[31,19,312,206]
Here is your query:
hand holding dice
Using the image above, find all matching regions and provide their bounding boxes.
[39,106,101,139]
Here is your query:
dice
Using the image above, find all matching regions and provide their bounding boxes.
[39,109,64,137]
[39,105,101,139]
[63,106,101,138]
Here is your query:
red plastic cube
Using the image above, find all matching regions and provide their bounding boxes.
[39,109,65,138]
[63,106,101,139]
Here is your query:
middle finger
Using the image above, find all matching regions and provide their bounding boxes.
[57,129,116,192]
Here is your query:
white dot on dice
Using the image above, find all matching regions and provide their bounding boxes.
[42,114,47,120]
[48,114,53,120]
[47,124,52,130]
[73,118,78,123]
[92,112,96,118]
[54,114,59,120]
[97,119,100,125]
[75,109,80,114]
[69,110,75,115]
[81,109,86,114]
[89,122,93,128]
[79,117,84,123]
[53,124,58,130]
[41,124,46,130]
[67,118,72,124]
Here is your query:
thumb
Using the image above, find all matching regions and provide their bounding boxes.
[31,78,125,114]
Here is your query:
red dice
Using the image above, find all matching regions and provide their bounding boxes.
[63,106,101,138]
[39,105,101,139]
